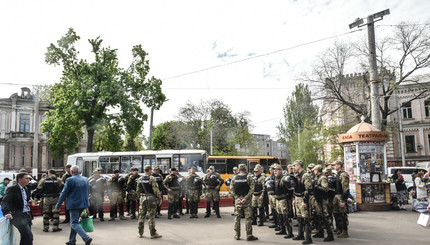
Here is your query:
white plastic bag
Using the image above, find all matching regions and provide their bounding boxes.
[417,213,430,228]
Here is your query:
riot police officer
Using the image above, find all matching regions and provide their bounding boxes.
[152,166,166,217]
[107,170,126,221]
[312,165,334,242]
[331,161,350,238]
[230,163,258,241]
[251,168,266,226]
[136,165,162,239]
[186,166,202,218]
[202,166,224,218]
[292,160,313,244]
[126,168,141,219]
[164,168,181,219]
[37,169,63,232]
[272,164,294,239]
[89,169,106,221]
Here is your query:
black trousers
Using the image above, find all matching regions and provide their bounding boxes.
[11,212,33,245]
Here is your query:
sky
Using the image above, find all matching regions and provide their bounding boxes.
[1,0,429,140]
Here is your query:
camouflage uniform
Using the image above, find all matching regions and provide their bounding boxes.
[230,167,257,240]
[312,166,334,241]
[37,173,63,232]
[107,175,125,220]
[136,172,162,238]
[89,174,106,220]
[164,173,181,218]
[272,167,294,238]
[202,169,224,218]
[126,173,141,219]
[186,172,202,218]
[292,166,313,244]
[331,161,350,238]
[251,171,266,226]
[152,170,166,216]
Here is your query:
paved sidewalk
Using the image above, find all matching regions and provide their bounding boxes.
[29,205,428,245]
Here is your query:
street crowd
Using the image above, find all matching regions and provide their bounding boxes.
[4,160,428,245]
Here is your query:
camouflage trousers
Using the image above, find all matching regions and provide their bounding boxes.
[314,198,329,217]
[275,198,293,216]
[43,197,60,231]
[187,189,200,203]
[110,191,124,217]
[294,196,309,218]
[251,194,263,208]
[205,189,220,202]
[269,195,277,210]
[332,194,347,214]
[234,202,253,238]
[168,191,180,204]
[127,190,138,201]
[138,195,157,236]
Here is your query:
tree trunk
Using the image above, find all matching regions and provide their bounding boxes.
[87,128,95,153]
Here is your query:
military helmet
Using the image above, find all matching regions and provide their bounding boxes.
[238,163,247,171]
[307,163,315,169]
[332,160,344,166]
[194,176,202,186]
[118,176,126,186]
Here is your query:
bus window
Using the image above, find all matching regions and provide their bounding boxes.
[99,156,120,174]
[249,161,259,173]
[226,158,247,174]
[175,154,205,173]
[132,156,142,172]
[143,155,156,169]
[259,159,269,173]
[83,161,97,177]
[120,156,131,173]
[157,158,170,174]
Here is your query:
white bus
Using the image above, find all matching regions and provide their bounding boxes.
[67,150,208,177]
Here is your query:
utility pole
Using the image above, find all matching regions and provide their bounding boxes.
[349,9,390,130]
[148,107,154,150]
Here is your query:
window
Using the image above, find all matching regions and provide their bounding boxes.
[405,135,416,153]
[19,114,30,132]
[11,146,15,167]
[21,146,25,166]
[425,100,430,118]
[402,102,412,119]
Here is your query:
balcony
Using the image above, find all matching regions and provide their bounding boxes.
[10,132,34,138]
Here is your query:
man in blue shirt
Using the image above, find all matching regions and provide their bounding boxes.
[56,165,92,245]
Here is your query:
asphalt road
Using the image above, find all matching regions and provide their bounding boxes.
[29,204,428,245]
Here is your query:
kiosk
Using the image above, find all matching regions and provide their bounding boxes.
[339,118,391,211]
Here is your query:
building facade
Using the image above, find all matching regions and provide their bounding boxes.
[253,134,289,165]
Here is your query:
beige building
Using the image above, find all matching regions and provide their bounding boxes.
[321,73,430,167]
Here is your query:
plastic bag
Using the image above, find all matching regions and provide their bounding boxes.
[417,213,430,228]
[79,217,94,232]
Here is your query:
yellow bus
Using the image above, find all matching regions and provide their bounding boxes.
[207,156,280,192]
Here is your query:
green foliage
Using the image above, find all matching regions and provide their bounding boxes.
[278,83,321,164]
[153,100,255,155]
[42,28,165,158]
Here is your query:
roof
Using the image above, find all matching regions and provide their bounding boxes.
[346,121,380,133]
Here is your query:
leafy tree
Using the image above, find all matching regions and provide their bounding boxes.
[152,121,188,150]
[278,83,320,165]
[42,28,165,158]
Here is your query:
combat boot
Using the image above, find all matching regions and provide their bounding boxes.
[108,217,115,221]
[150,233,162,239]
[119,215,126,220]
[302,218,313,244]
[284,216,294,239]
[337,230,349,238]
[204,201,211,218]
[258,208,265,226]
[275,215,286,235]
[293,218,305,240]
[323,217,334,242]
[252,208,257,225]
[246,235,258,241]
